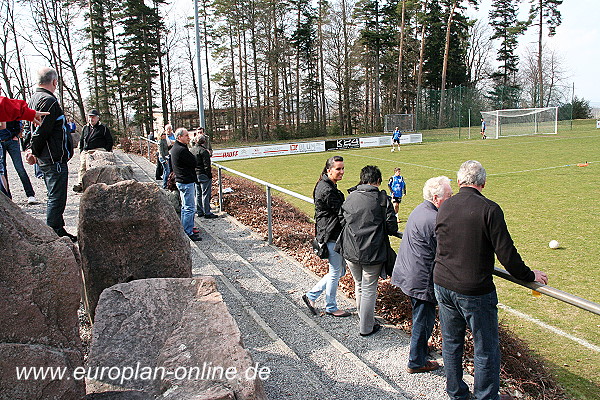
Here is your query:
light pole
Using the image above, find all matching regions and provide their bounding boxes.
[193,0,205,129]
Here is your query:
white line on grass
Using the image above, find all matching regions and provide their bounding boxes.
[350,153,456,173]
[498,303,600,353]
[488,160,598,176]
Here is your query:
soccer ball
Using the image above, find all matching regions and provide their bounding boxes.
[391,148,395,152]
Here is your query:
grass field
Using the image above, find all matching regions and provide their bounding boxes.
[218,119,600,399]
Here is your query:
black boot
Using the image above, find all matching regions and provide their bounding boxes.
[54,227,77,242]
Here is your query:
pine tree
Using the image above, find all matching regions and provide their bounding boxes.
[488,0,527,109]
[528,0,562,107]
[119,0,165,137]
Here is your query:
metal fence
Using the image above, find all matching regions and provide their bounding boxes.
[213,162,600,316]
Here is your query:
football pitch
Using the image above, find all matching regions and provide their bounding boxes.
[219,119,600,398]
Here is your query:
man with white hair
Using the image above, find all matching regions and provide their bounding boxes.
[170,128,201,241]
[434,160,548,400]
[26,67,76,242]
[391,176,452,374]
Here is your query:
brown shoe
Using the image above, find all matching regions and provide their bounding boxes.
[326,310,352,317]
[406,360,440,374]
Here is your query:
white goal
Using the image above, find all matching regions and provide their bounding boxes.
[480,107,558,139]
[384,114,414,133]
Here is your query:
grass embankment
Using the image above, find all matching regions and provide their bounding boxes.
[218,119,600,399]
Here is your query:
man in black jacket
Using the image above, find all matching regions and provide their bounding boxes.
[73,109,113,192]
[26,67,76,241]
[434,160,548,400]
[191,133,216,219]
[170,128,201,241]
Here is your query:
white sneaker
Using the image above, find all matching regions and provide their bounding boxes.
[27,196,38,205]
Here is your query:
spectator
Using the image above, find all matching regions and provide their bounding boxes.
[66,117,76,134]
[387,167,406,219]
[434,160,548,400]
[0,96,48,125]
[73,109,113,193]
[337,165,399,336]
[0,120,37,203]
[391,176,452,374]
[302,155,351,318]
[158,131,170,189]
[191,132,217,219]
[170,128,201,241]
[26,67,76,242]
[165,123,175,147]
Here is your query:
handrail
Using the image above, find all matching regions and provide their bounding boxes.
[493,267,600,315]
[137,136,159,158]
[214,161,600,316]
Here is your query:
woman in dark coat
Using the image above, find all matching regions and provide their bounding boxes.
[302,156,351,317]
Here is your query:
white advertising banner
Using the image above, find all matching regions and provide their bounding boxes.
[212,135,422,161]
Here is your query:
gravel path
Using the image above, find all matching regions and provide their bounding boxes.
[5,148,462,400]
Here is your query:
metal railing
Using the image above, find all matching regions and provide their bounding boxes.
[214,163,313,244]
[214,161,600,316]
[138,136,158,158]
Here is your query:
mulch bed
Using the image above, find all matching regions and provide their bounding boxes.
[217,171,568,400]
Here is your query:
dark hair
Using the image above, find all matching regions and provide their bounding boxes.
[359,165,382,185]
[313,155,344,197]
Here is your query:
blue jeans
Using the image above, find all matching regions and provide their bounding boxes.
[159,157,170,189]
[176,182,196,236]
[1,138,35,197]
[306,242,346,312]
[196,174,213,216]
[39,162,68,229]
[408,297,436,369]
[435,284,500,400]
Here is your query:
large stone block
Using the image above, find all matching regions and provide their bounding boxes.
[82,165,134,190]
[78,180,192,319]
[86,278,266,400]
[0,193,84,399]
[86,150,116,169]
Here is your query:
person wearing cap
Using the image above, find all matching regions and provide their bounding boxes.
[73,109,113,192]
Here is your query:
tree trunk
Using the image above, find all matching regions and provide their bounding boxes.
[438,0,457,128]
[395,0,406,113]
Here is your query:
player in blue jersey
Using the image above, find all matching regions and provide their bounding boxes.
[388,167,407,218]
[391,127,402,152]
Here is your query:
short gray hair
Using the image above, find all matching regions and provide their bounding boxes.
[175,128,188,138]
[38,67,58,85]
[457,160,486,186]
[423,176,451,202]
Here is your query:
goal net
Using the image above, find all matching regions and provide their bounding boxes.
[384,114,415,133]
[480,107,558,139]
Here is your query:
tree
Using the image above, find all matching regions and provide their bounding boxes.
[119,0,165,137]
[527,0,562,107]
[488,0,527,109]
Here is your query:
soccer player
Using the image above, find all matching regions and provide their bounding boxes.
[388,167,406,218]
[480,118,487,139]
[391,127,402,151]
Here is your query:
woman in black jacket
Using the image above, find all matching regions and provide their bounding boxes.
[302,156,351,317]
[338,165,398,336]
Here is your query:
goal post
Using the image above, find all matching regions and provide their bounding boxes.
[480,107,558,139]
[384,114,415,133]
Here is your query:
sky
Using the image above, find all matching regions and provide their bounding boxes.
[473,0,600,106]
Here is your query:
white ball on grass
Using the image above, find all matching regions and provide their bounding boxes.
[391,148,395,152]
[549,240,559,249]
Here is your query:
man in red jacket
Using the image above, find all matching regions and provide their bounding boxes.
[0,96,48,125]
